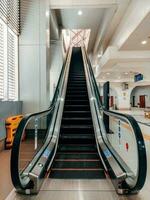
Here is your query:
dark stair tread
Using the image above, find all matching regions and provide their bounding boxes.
[61,125,93,129]
[64,105,90,111]
[59,133,95,144]
[67,90,87,92]
[61,118,92,125]
[49,169,106,179]
[68,84,86,87]
[52,160,103,168]
[60,134,94,139]
[66,94,88,97]
[65,100,88,102]
[67,84,87,88]
[55,153,99,159]
[67,87,87,92]
[62,117,92,120]
[63,111,92,118]
[63,111,91,114]
[58,144,97,152]
[64,105,90,107]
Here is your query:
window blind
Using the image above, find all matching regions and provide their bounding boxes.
[0,22,4,99]
[0,0,20,34]
[8,28,17,100]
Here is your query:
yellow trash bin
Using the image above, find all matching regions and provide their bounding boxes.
[5,115,23,149]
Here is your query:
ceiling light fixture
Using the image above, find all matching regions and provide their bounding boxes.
[124,72,128,75]
[141,40,147,45]
[78,10,83,16]
[106,72,110,75]
[45,11,49,17]
[97,54,102,58]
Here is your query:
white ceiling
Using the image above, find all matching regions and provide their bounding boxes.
[55,8,106,52]
[98,62,150,83]
[121,12,150,50]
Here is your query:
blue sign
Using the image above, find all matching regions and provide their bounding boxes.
[104,149,111,158]
[134,73,143,82]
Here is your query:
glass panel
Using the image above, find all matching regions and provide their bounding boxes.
[19,115,49,173]
[108,116,138,184]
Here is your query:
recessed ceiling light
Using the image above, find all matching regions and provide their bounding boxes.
[102,76,105,79]
[118,76,121,79]
[97,54,102,58]
[106,72,110,75]
[124,72,128,75]
[45,11,49,17]
[78,10,83,16]
[141,40,147,45]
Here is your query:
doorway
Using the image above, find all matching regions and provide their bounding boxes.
[132,96,135,107]
[109,96,114,107]
[139,95,146,108]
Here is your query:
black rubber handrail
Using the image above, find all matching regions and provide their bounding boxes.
[84,47,147,192]
[11,49,70,190]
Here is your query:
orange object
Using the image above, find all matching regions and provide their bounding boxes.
[5,115,23,149]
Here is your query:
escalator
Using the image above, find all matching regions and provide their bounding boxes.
[11,47,147,195]
[50,48,105,179]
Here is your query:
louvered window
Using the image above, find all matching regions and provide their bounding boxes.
[8,28,18,100]
[0,0,20,35]
[0,22,4,99]
[0,0,19,101]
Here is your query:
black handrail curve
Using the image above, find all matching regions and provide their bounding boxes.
[83,47,147,193]
[11,49,70,190]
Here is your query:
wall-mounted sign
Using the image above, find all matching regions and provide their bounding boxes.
[134,73,143,82]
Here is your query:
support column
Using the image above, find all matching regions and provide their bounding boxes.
[103,81,110,133]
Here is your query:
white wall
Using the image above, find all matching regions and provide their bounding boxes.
[131,86,150,108]
[19,0,50,114]
[99,82,133,110]
[50,41,63,101]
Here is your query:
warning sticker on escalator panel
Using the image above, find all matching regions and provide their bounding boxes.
[43,149,50,158]
[104,149,112,158]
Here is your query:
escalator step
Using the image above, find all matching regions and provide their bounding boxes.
[63,111,91,118]
[64,105,90,111]
[67,87,87,90]
[50,169,106,179]
[62,117,92,125]
[60,125,94,134]
[65,100,89,105]
[55,153,99,159]
[68,82,87,88]
[59,134,95,144]
[52,160,103,168]
[58,144,97,152]
[66,92,87,96]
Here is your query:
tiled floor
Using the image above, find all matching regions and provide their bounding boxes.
[0,150,13,200]
[2,108,150,200]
